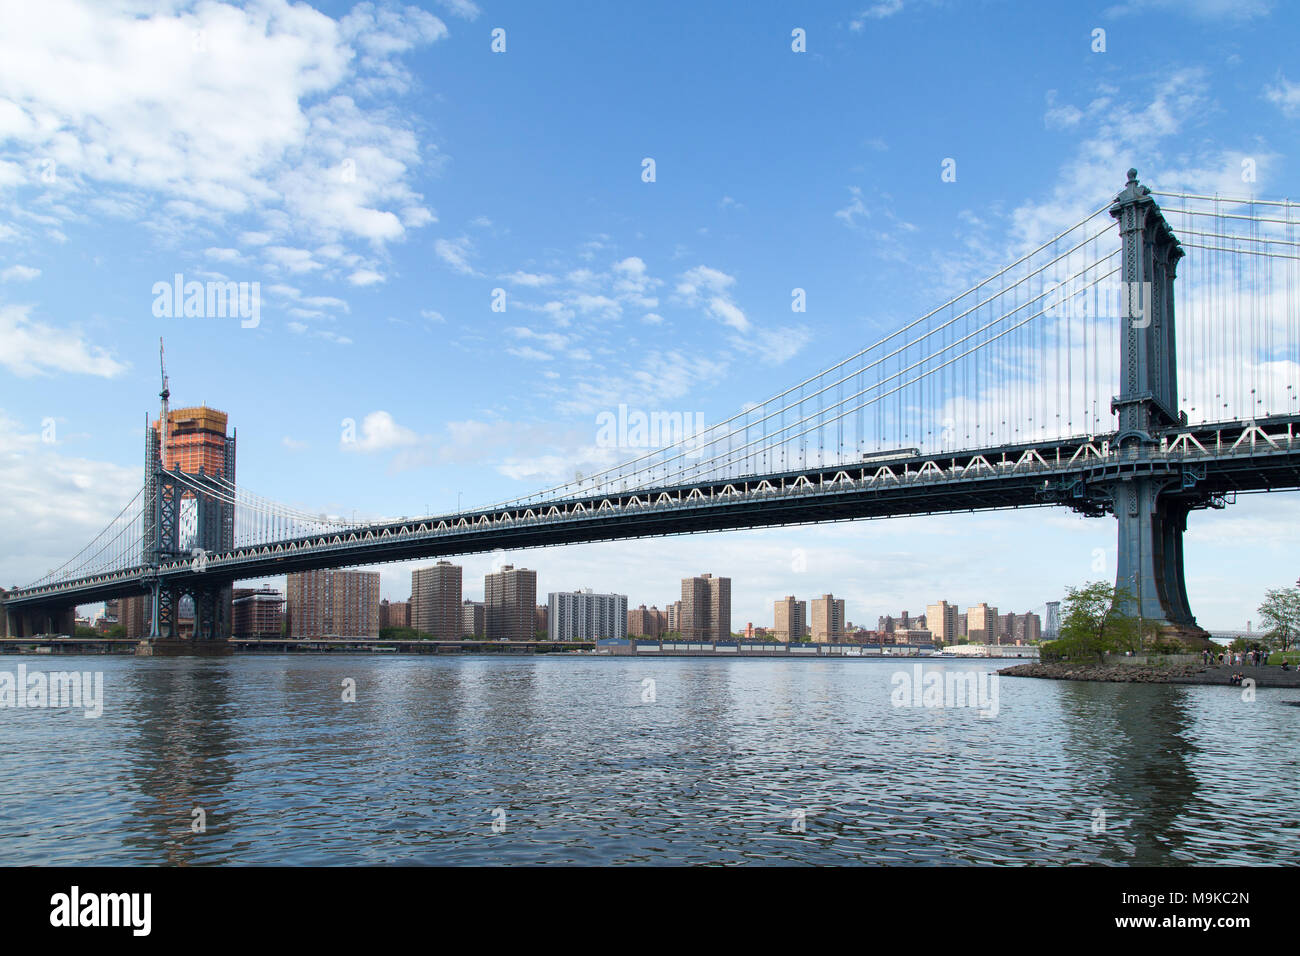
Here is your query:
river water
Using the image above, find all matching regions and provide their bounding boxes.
[1,654,1297,865]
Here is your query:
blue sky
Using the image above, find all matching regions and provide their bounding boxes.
[2,0,1298,630]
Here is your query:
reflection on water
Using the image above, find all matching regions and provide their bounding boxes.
[1,655,1297,865]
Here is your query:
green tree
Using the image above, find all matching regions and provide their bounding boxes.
[1257,586,1300,652]
[1047,581,1144,662]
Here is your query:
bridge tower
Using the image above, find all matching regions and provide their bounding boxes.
[141,395,237,641]
[1043,601,1060,641]
[1104,169,1203,637]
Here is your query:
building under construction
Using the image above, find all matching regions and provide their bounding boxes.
[156,406,236,479]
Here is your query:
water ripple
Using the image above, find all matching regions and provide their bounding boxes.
[1,655,1297,865]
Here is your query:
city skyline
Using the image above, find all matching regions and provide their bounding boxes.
[217,555,1054,641]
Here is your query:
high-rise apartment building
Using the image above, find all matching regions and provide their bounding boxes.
[286,569,380,638]
[966,603,999,643]
[411,560,462,637]
[774,596,807,641]
[681,573,731,642]
[997,611,1042,645]
[809,594,845,643]
[485,565,537,641]
[549,590,628,641]
[119,594,150,639]
[926,600,960,645]
[878,611,925,634]
[462,600,485,638]
[666,600,683,633]
[627,605,668,638]
[232,587,284,638]
[379,600,411,630]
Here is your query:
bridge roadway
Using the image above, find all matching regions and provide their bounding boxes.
[7,413,1300,612]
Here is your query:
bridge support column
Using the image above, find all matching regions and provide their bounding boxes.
[190,584,231,640]
[151,582,181,639]
[141,582,229,642]
[1111,477,1198,633]
[148,581,161,639]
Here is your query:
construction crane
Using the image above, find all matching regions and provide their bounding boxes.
[159,337,170,466]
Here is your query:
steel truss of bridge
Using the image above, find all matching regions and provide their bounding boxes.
[8,413,1300,613]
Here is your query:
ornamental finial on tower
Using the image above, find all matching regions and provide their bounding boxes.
[1112,167,1153,214]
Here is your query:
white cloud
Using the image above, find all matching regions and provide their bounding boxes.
[0,0,441,250]
[1103,0,1272,19]
[266,246,323,274]
[834,186,870,227]
[1044,104,1083,129]
[348,268,385,286]
[508,326,568,352]
[741,326,814,366]
[674,265,749,332]
[1265,75,1300,117]
[0,264,40,282]
[555,350,729,416]
[343,410,423,453]
[0,304,126,377]
[850,0,905,30]
[573,292,621,319]
[500,270,556,287]
[434,236,478,275]
[433,0,481,20]
[204,247,245,264]
[302,294,349,311]
[339,2,448,95]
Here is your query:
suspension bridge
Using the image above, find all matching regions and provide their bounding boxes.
[5,170,1300,643]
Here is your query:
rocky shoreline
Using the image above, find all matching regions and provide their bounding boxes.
[998,661,1300,687]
